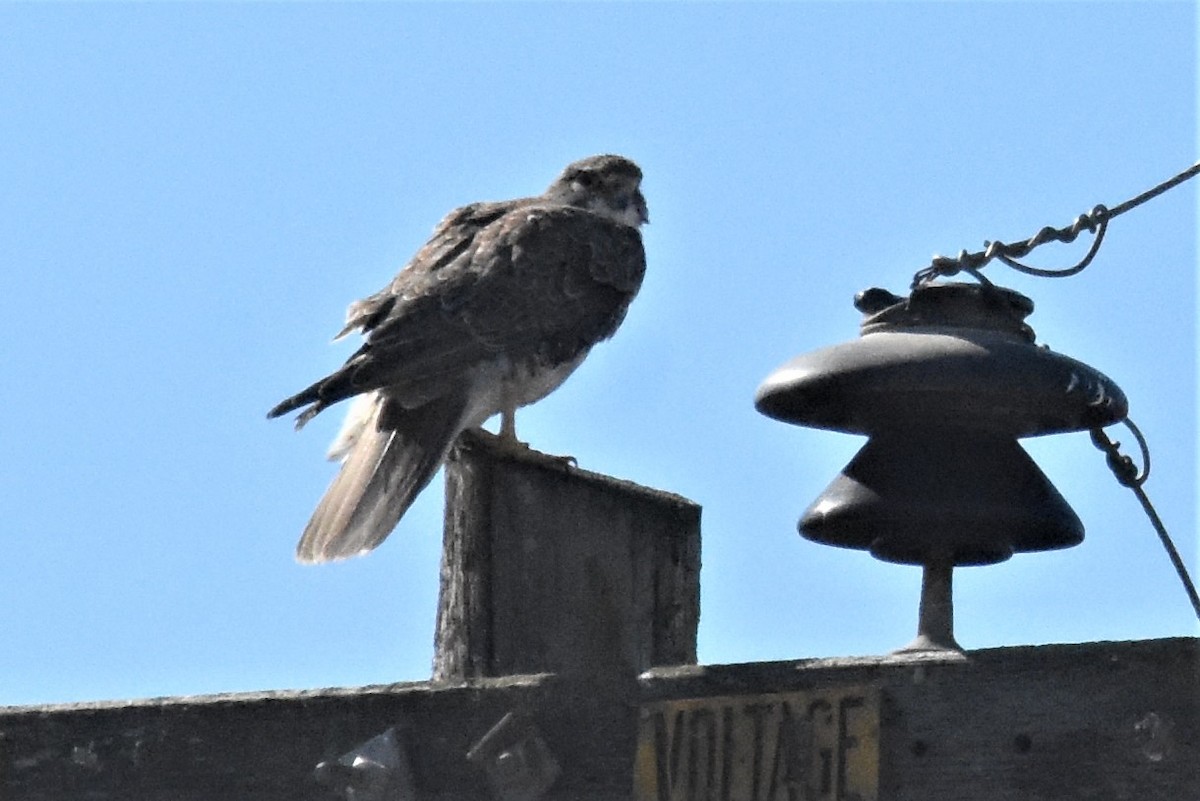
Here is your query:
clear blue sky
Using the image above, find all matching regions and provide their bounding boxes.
[2,4,1195,706]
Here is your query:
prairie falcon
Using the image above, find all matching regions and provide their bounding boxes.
[269,155,649,562]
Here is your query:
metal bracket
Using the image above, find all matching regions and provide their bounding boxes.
[466,711,560,801]
[313,727,417,801]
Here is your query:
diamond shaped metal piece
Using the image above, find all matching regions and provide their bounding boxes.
[313,727,416,801]
[467,711,561,801]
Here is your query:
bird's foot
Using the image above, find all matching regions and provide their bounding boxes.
[495,431,533,456]
[467,428,578,470]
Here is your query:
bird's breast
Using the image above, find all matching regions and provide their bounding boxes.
[461,351,588,428]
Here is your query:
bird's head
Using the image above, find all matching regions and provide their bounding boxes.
[546,154,649,228]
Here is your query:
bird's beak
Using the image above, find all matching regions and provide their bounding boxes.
[635,192,649,225]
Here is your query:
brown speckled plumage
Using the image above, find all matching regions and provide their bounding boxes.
[269,155,648,562]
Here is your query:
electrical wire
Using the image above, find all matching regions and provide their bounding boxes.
[1090,422,1200,621]
[912,161,1200,288]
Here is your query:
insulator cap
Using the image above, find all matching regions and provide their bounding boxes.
[755,283,1127,438]
[800,430,1083,565]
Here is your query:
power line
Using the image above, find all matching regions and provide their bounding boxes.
[912,161,1200,288]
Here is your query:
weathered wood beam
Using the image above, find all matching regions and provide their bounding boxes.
[0,673,638,801]
[2,639,1194,800]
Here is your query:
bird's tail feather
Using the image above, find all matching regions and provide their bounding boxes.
[295,392,468,563]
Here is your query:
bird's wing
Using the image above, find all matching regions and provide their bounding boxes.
[352,204,647,405]
[271,203,645,422]
[333,201,518,341]
[267,200,520,421]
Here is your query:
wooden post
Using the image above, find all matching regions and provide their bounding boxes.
[433,430,701,680]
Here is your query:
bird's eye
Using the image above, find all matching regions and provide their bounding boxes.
[575,171,595,187]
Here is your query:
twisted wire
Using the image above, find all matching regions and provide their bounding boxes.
[913,161,1200,288]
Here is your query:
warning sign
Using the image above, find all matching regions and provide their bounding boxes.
[634,685,880,801]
